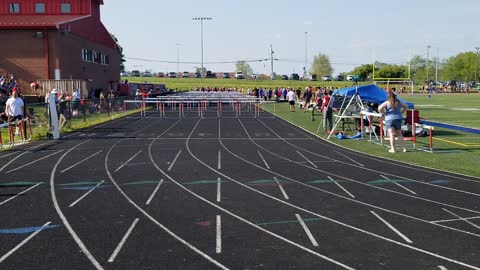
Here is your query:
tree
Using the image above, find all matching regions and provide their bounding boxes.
[309,53,333,77]
[376,64,407,79]
[235,61,253,78]
[350,64,375,81]
[441,52,476,81]
[111,34,126,71]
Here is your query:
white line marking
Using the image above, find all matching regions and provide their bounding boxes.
[0,141,55,171]
[217,150,221,170]
[216,178,221,203]
[69,181,105,208]
[380,175,417,195]
[61,150,103,173]
[216,215,222,254]
[333,150,365,167]
[257,150,270,169]
[431,216,480,224]
[370,211,413,244]
[296,150,318,168]
[106,148,230,270]
[273,176,290,200]
[442,208,480,231]
[167,149,182,171]
[0,183,43,206]
[328,176,355,198]
[108,218,140,263]
[5,150,63,173]
[438,266,448,270]
[295,214,319,246]
[145,179,164,205]
[50,140,104,270]
[0,151,20,160]
[115,150,142,172]
[0,221,52,263]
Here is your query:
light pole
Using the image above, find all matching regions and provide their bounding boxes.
[426,45,431,83]
[304,31,308,80]
[192,17,213,78]
[270,44,274,80]
[475,47,480,83]
[176,43,182,75]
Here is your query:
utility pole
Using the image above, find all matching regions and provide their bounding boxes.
[304,31,308,81]
[475,47,480,82]
[176,43,182,75]
[270,44,274,80]
[426,45,431,83]
[435,48,439,84]
[192,17,213,78]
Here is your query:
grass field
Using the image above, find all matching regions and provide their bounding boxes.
[264,93,480,177]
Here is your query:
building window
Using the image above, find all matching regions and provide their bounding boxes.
[82,49,88,62]
[9,3,20,13]
[35,3,45,13]
[61,3,71,13]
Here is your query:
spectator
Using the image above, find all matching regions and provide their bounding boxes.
[5,90,24,136]
[321,90,335,132]
[286,88,296,112]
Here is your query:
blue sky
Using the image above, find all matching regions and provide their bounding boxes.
[101,0,480,76]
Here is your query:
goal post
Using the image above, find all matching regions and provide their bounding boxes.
[372,49,414,93]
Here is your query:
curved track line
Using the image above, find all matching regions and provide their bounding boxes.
[259,118,480,197]
[50,139,104,270]
[231,118,480,237]
[105,144,229,270]
[185,118,480,269]
[149,119,356,270]
[273,117,480,181]
[240,119,480,214]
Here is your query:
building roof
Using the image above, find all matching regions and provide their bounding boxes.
[0,15,89,29]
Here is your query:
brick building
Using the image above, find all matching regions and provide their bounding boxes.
[0,0,120,95]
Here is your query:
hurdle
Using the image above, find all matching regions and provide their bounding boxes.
[0,118,33,149]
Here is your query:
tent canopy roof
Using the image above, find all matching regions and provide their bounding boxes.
[333,84,414,109]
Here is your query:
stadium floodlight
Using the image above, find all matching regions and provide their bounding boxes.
[192,17,213,78]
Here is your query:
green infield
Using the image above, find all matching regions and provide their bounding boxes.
[263,93,479,177]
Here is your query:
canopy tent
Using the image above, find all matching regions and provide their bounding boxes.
[332,84,414,109]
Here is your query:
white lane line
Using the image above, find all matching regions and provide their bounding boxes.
[438,266,448,270]
[167,149,182,171]
[217,150,221,170]
[108,218,140,263]
[69,181,105,208]
[61,150,103,173]
[0,141,55,171]
[296,150,318,168]
[273,176,290,200]
[295,214,319,247]
[328,176,355,198]
[0,151,20,160]
[0,221,52,263]
[216,178,221,203]
[115,150,142,172]
[0,183,43,206]
[431,216,480,224]
[5,150,63,174]
[216,215,222,254]
[50,140,104,270]
[257,150,270,169]
[333,150,365,167]
[442,208,480,231]
[145,179,164,205]
[380,175,417,195]
[370,211,413,244]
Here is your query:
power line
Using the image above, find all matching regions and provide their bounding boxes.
[125,57,269,65]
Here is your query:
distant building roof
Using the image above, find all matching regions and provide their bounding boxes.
[0,15,89,29]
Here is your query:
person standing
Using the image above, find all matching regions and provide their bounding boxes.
[378,91,408,153]
[5,90,24,136]
[286,88,296,112]
[303,86,313,112]
[321,90,334,132]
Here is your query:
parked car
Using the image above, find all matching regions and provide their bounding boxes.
[205,71,216,78]
[235,71,244,79]
[157,72,165,78]
[311,74,318,81]
[194,72,202,78]
[120,70,127,77]
[322,75,332,81]
[336,75,344,81]
[168,72,177,78]
[182,71,190,78]
[131,70,141,77]
[223,72,230,79]
[290,73,300,80]
[281,75,289,80]
[346,75,355,81]
[141,71,152,77]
